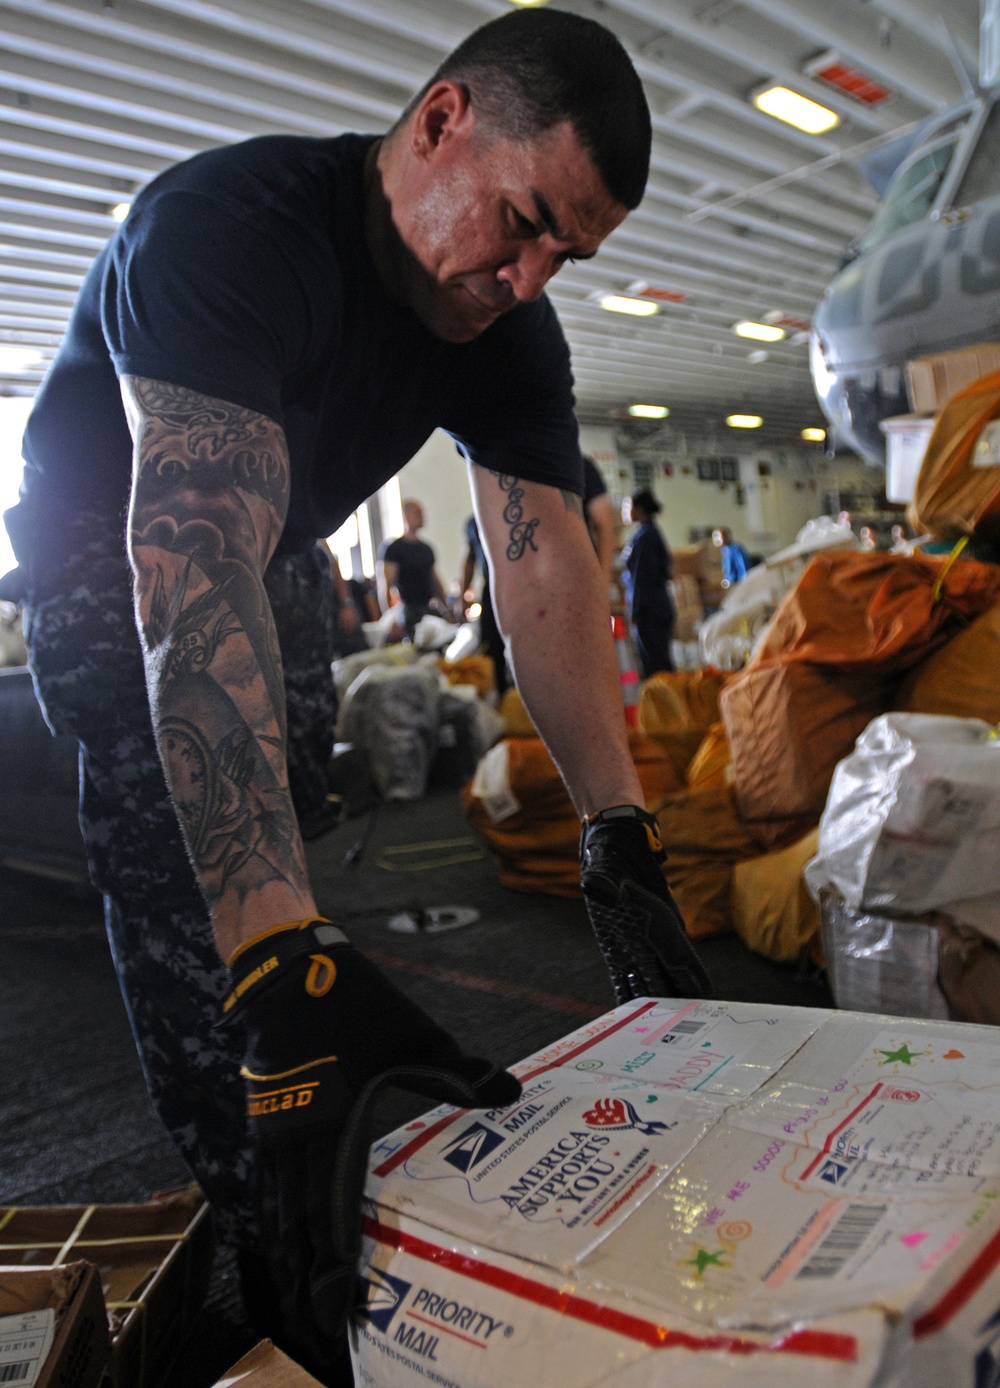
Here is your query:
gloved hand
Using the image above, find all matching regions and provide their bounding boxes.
[580,805,713,1004]
[223,917,521,1376]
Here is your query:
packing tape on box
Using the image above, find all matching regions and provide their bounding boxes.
[56,1206,96,1265]
[0,1233,191,1256]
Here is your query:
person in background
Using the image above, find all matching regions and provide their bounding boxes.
[583,455,616,584]
[712,525,751,588]
[347,573,381,623]
[622,488,675,677]
[318,539,369,659]
[377,498,448,639]
[458,512,508,694]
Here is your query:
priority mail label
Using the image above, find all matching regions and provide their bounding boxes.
[732,1077,1000,1192]
[368,1069,722,1268]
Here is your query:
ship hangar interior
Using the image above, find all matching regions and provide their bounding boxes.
[1,1,999,1385]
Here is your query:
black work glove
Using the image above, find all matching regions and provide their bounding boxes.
[580,805,714,1004]
[223,918,521,1377]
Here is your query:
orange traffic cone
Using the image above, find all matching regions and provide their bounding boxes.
[611,613,641,727]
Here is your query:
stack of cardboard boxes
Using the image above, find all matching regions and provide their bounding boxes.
[671,541,726,642]
[0,1186,213,1388]
[880,341,1000,504]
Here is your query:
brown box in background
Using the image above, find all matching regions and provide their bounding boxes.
[0,1262,109,1388]
[669,573,703,641]
[907,341,1000,414]
[213,1340,324,1386]
[0,1187,213,1388]
[672,543,724,613]
[672,541,722,583]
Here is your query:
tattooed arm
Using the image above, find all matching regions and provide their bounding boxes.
[121,376,318,963]
[470,466,643,817]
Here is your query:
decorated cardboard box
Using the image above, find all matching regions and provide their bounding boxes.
[353,999,1000,1387]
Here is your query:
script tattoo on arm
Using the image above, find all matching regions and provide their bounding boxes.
[123,376,310,918]
[496,473,540,561]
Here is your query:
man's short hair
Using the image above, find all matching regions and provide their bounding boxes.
[405,9,651,210]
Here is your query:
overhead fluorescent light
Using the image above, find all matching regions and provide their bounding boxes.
[508,0,550,6]
[0,345,44,373]
[752,85,840,135]
[801,427,826,442]
[600,295,659,317]
[628,404,669,419]
[726,414,763,429]
[110,201,131,222]
[734,320,786,342]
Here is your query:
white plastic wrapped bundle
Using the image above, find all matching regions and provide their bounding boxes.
[443,622,482,663]
[698,595,774,670]
[805,713,1000,928]
[332,644,419,702]
[338,664,440,800]
[412,613,457,651]
[818,890,949,1018]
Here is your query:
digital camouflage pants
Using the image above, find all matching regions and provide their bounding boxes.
[24,514,336,1243]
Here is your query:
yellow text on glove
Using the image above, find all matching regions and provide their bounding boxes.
[247,1081,318,1117]
[223,955,279,1013]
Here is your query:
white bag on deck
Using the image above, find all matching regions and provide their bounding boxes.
[805,712,1000,936]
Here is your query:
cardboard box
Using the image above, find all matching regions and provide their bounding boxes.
[0,1262,109,1388]
[355,998,1000,1386]
[213,1340,324,1386]
[674,543,724,583]
[670,574,704,642]
[907,343,1000,415]
[0,1187,213,1388]
[879,413,936,504]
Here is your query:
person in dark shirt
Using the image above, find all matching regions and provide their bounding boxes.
[459,511,509,694]
[377,498,447,638]
[3,11,710,1380]
[622,488,676,677]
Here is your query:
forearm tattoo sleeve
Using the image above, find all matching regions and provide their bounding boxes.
[124,377,309,913]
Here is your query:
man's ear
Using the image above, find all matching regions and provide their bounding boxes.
[410,80,474,159]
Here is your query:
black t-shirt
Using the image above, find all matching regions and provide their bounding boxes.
[10,134,585,573]
[378,535,436,607]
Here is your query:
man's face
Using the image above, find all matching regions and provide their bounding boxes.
[386,103,628,343]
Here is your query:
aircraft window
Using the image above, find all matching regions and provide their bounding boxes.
[955,103,1000,206]
[858,140,957,251]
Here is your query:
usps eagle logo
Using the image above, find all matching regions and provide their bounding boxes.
[356,1268,412,1332]
[582,1096,675,1137]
